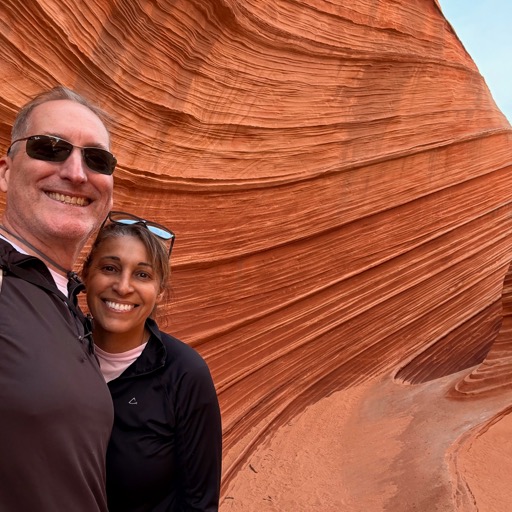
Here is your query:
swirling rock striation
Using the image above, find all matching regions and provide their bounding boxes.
[0,1,512,508]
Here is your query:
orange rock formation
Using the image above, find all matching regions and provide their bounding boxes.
[1,1,511,510]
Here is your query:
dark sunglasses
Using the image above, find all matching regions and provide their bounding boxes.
[104,211,176,257]
[8,134,117,175]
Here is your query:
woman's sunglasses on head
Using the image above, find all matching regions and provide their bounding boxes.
[8,134,117,175]
[104,211,176,257]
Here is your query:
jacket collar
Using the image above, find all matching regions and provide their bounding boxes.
[0,238,85,303]
[116,318,167,378]
[0,237,55,285]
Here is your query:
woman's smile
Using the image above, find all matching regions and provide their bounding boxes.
[103,300,136,312]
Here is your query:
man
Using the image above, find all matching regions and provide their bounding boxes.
[0,86,116,511]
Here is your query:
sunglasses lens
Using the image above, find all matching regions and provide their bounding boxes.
[147,225,173,240]
[24,135,116,175]
[115,219,138,226]
[26,136,71,162]
[83,148,117,175]
[109,212,174,241]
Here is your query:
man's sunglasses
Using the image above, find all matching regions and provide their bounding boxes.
[104,211,176,257]
[8,134,117,175]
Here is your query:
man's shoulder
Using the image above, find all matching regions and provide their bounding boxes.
[0,239,21,289]
[0,238,59,294]
[0,238,12,285]
[0,237,17,260]
[0,238,31,267]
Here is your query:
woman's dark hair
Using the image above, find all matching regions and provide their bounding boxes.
[82,222,170,295]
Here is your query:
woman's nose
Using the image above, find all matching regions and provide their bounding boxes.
[112,274,134,295]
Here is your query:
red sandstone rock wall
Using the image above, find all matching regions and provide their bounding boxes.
[1,0,512,502]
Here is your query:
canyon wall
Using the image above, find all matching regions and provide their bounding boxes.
[1,0,512,504]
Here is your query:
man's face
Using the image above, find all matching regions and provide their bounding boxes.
[0,99,114,249]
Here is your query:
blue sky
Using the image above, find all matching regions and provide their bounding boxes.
[439,0,512,122]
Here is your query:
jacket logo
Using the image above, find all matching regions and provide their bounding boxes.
[128,397,138,405]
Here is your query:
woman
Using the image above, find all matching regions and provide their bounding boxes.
[82,211,222,512]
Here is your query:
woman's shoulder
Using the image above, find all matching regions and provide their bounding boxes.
[157,329,210,369]
[146,318,211,372]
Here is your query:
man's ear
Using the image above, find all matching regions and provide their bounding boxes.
[0,156,11,193]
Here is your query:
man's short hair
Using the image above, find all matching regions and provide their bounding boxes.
[11,85,113,142]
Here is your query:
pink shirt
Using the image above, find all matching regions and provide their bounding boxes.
[95,343,147,382]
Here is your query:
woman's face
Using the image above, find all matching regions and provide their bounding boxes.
[84,235,163,341]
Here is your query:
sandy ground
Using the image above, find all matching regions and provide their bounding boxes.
[220,371,512,512]
[456,408,512,511]
[221,382,369,512]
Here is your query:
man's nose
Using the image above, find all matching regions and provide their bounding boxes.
[58,148,88,183]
